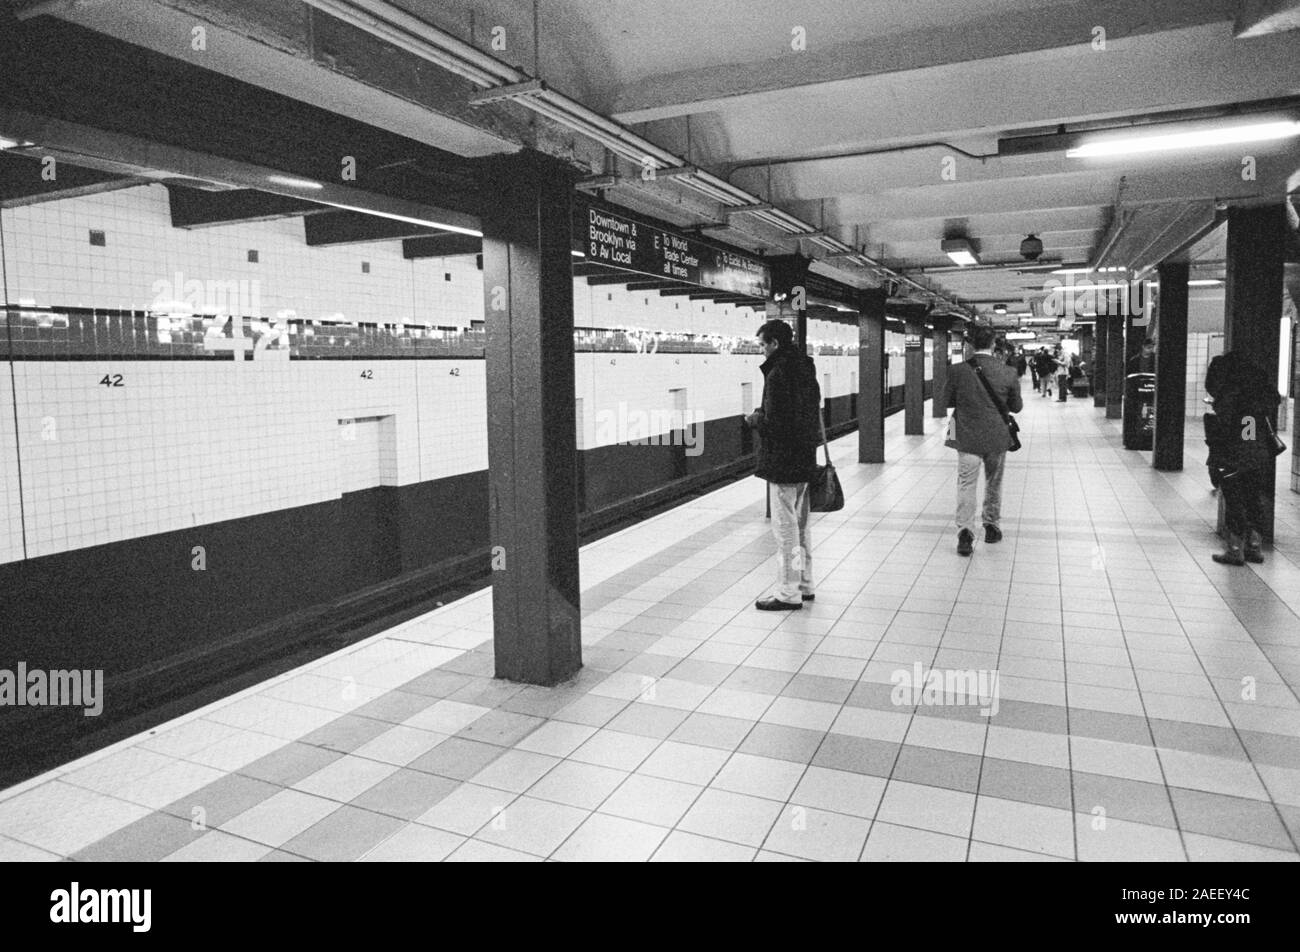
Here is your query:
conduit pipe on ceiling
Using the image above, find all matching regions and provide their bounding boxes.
[297,0,965,314]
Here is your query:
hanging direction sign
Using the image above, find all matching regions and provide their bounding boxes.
[576,203,770,298]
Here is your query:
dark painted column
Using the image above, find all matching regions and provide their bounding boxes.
[768,254,811,352]
[1153,261,1189,471]
[931,318,952,418]
[1105,301,1125,420]
[903,308,926,435]
[479,150,581,686]
[1121,301,1149,444]
[1092,315,1109,408]
[1223,203,1288,541]
[858,287,886,463]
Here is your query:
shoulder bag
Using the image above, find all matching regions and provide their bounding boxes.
[969,358,1022,452]
[809,410,845,512]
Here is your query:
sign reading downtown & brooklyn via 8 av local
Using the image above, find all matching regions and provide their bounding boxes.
[577,203,770,299]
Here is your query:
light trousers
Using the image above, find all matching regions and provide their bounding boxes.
[956,451,1006,533]
[770,482,814,603]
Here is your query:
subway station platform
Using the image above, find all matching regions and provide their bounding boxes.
[2,394,1298,863]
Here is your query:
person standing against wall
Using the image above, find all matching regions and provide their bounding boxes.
[746,319,822,609]
[944,324,1024,556]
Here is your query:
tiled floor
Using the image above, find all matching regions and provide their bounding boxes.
[3,394,1299,862]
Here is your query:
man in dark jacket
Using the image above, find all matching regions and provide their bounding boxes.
[1205,350,1281,565]
[943,324,1023,556]
[745,319,822,610]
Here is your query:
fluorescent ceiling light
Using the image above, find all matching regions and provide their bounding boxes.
[266,174,325,190]
[941,238,979,267]
[1067,120,1300,158]
[1188,279,1222,286]
[0,136,33,150]
[1051,266,1126,275]
[571,250,586,258]
[317,201,483,237]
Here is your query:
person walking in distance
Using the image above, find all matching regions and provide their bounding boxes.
[944,324,1024,556]
[1204,350,1282,565]
[746,319,822,610]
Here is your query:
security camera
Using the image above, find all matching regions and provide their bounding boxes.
[1020,234,1044,261]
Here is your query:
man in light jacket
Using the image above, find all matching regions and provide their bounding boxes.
[745,319,822,610]
[943,324,1023,556]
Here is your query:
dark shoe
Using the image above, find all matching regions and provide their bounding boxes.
[1244,531,1264,564]
[957,529,974,557]
[1212,534,1245,566]
[801,593,816,602]
[755,597,802,611]
[984,524,1002,544]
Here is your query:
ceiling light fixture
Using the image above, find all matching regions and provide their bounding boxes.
[941,238,979,267]
[0,136,33,150]
[266,174,325,190]
[1188,279,1223,286]
[1067,120,1300,158]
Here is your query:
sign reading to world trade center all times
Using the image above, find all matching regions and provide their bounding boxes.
[577,203,771,299]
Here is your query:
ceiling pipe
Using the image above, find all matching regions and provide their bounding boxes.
[294,0,968,314]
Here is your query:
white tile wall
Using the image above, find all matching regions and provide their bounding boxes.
[0,184,906,566]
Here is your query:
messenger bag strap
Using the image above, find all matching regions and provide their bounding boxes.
[968,358,1013,422]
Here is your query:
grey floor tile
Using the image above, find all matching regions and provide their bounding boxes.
[349,768,460,820]
[1065,707,1150,745]
[447,677,527,709]
[585,647,643,672]
[1072,771,1177,829]
[159,773,282,828]
[720,666,794,696]
[977,757,1073,810]
[72,810,208,862]
[498,686,584,719]
[1237,730,1300,770]
[1148,719,1248,760]
[618,654,681,679]
[667,659,736,687]
[845,681,899,712]
[669,713,754,751]
[351,690,439,725]
[990,699,1068,735]
[892,745,982,794]
[401,670,474,698]
[1169,786,1294,851]
[437,653,495,677]
[300,714,394,754]
[280,805,405,862]
[811,734,900,778]
[454,709,545,748]
[408,738,506,781]
[737,723,826,764]
[551,694,629,727]
[259,850,313,862]
[782,674,855,704]
[607,702,691,740]
[238,742,344,787]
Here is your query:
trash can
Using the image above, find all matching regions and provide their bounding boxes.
[1123,372,1156,450]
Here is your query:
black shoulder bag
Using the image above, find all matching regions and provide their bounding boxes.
[809,409,845,512]
[969,359,1022,452]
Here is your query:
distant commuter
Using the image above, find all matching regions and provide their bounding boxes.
[944,324,1023,556]
[1204,350,1282,566]
[746,319,822,609]
[1034,348,1058,397]
[1016,351,1028,378]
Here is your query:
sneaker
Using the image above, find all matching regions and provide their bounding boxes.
[957,529,974,557]
[1244,531,1264,564]
[984,524,1002,544]
[755,597,802,611]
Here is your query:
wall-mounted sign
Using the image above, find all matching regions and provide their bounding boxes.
[576,203,770,298]
[905,334,923,350]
